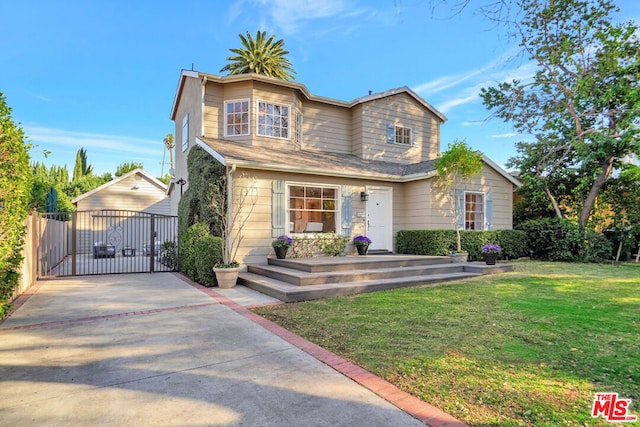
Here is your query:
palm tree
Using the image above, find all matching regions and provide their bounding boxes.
[220,30,296,81]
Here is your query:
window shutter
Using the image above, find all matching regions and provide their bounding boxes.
[411,128,416,145]
[272,180,286,237]
[387,124,395,143]
[485,192,493,230]
[455,190,465,230]
[341,186,352,237]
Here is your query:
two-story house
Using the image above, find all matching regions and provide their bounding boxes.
[169,70,520,265]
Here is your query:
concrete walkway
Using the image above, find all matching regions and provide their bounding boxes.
[0,273,467,426]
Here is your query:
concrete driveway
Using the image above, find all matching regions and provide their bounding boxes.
[0,273,462,426]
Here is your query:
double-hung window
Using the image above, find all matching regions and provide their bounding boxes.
[224,100,250,136]
[464,192,485,230]
[395,126,412,145]
[387,124,413,145]
[258,101,289,139]
[288,184,338,233]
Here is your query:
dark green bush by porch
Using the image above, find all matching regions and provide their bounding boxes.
[178,222,212,281]
[193,235,224,287]
[516,218,612,263]
[396,229,528,261]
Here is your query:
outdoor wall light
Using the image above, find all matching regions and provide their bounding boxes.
[176,178,187,196]
[360,191,369,202]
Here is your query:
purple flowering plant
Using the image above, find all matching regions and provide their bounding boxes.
[481,244,502,255]
[272,235,293,248]
[352,235,372,246]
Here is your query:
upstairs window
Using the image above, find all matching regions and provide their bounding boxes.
[181,113,189,152]
[387,124,413,145]
[225,100,250,136]
[464,192,485,230]
[258,101,289,139]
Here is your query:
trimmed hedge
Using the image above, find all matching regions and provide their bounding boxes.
[178,222,211,281]
[193,235,224,287]
[396,229,529,261]
[516,218,612,263]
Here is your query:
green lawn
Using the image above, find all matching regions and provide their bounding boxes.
[252,261,640,426]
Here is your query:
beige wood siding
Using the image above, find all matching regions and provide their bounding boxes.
[231,169,372,265]
[357,93,440,163]
[402,163,514,231]
[75,174,171,215]
[301,100,351,154]
[172,76,203,214]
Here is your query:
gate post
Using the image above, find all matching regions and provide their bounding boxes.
[71,212,77,276]
[150,214,155,273]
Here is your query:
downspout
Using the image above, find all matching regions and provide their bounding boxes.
[226,163,237,263]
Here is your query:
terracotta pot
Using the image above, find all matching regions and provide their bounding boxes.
[356,245,369,255]
[212,266,241,289]
[274,246,288,259]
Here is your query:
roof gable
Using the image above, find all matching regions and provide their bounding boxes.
[170,71,446,122]
[71,169,168,204]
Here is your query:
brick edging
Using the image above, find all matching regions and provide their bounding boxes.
[174,272,470,427]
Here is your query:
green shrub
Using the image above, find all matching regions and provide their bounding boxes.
[177,146,226,238]
[178,222,210,280]
[318,233,350,256]
[159,241,178,270]
[0,93,32,318]
[193,235,224,287]
[396,229,528,261]
[516,218,612,263]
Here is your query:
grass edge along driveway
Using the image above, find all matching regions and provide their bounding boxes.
[252,260,640,426]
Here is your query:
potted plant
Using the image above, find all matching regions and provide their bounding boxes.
[448,250,468,263]
[481,244,502,265]
[272,235,293,259]
[352,235,372,255]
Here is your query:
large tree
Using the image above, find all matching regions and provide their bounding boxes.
[481,0,640,227]
[220,30,296,81]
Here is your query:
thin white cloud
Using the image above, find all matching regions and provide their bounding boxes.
[247,0,370,36]
[413,47,522,96]
[26,91,55,103]
[25,126,162,157]
[490,133,519,138]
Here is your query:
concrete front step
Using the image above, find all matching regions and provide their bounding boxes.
[248,263,467,286]
[267,255,454,273]
[239,255,515,302]
[238,271,482,302]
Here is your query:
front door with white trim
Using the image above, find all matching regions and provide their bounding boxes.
[366,186,393,251]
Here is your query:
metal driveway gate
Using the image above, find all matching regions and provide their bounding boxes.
[37,210,178,277]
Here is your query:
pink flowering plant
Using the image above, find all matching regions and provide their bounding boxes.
[352,235,372,246]
[481,244,502,255]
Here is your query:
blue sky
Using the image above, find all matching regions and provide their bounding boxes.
[2,0,639,179]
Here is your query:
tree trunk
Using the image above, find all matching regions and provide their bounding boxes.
[579,156,614,227]
[543,185,563,219]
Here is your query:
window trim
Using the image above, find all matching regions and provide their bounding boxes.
[256,99,291,140]
[394,125,413,145]
[224,98,251,137]
[286,182,340,235]
[463,191,485,231]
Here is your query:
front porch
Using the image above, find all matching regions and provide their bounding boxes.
[239,255,513,302]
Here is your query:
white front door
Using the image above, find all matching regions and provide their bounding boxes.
[366,186,393,251]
